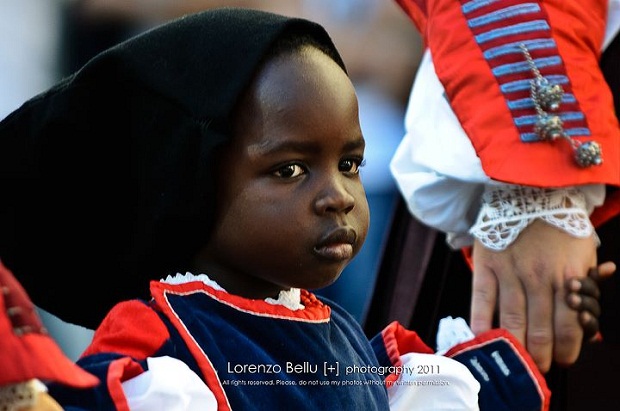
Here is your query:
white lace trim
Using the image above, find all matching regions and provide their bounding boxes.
[469,185,595,251]
[161,272,304,311]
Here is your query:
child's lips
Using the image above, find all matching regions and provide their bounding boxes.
[314,243,354,261]
[313,227,356,261]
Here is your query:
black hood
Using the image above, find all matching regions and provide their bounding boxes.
[0,7,344,329]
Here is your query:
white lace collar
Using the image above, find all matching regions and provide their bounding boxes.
[161,272,304,311]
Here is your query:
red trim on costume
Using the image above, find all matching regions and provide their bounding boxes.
[151,281,232,411]
[149,280,334,411]
[381,321,433,367]
[107,357,145,411]
[150,280,331,322]
[150,280,334,410]
[380,321,433,386]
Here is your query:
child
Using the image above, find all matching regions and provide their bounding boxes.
[0,260,98,411]
[0,7,609,411]
[0,7,478,410]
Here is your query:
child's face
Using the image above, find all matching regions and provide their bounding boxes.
[196,46,369,299]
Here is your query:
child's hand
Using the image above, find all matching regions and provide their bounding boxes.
[565,261,616,342]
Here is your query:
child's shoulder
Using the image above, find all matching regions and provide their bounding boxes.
[84,299,169,358]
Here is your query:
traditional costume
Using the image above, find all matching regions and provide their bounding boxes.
[49,272,556,410]
[47,273,474,410]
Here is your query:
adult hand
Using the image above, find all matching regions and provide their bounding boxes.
[470,219,598,373]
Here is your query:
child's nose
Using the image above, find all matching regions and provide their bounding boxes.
[313,177,356,215]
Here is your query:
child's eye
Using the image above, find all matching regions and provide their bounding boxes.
[273,163,306,178]
[339,157,365,174]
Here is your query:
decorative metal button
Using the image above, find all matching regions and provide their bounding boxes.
[575,141,603,167]
[534,114,564,141]
[520,44,602,167]
[532,77,564,111]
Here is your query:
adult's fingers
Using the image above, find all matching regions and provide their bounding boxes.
[496,270,528,348]
[470,260,499,337]
[522,274,554,372]
[471,241,528,348]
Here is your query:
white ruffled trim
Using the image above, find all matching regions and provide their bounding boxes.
[123,356,217,410]
[161,272,304,310]
[435,316,476,356]
[388,351,480,411]
[469,185,596,251]
[264,288,303,310]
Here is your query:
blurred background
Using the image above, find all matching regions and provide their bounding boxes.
[1,0,422,359]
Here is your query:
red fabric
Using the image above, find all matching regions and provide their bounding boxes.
[381,321,434,367]
[380,321,433,386]
[0,260,99,388]
[106,357,146,411]
[591,189,620,227]
[82,300,170,360]
[395,0,620,187]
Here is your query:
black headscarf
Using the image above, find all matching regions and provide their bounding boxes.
[0,8,345,329]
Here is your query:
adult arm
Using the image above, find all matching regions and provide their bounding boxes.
[391,0,620,372]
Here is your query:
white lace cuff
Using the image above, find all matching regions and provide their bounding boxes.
[469,185,595,251]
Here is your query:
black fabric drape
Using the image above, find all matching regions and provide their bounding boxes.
[0,8,344,329]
